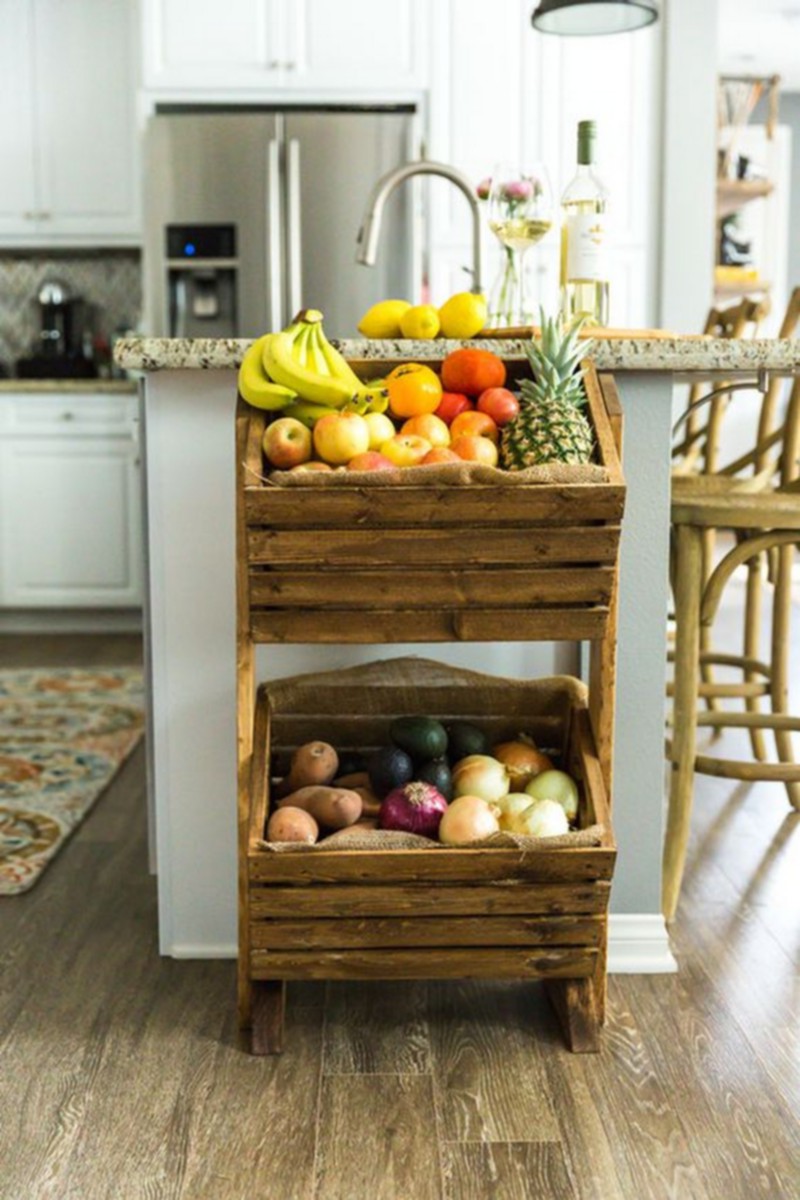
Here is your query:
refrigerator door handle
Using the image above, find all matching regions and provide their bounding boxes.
[267,137,283,330]
[287,138,303,318]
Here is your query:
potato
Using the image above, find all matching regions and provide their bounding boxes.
[334,770,370,789]
[351,784,382,818]
[285,741,339,793]
[277,785,362,830]
[266,806,319,845]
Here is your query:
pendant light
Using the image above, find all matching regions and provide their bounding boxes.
[531,0,659,35]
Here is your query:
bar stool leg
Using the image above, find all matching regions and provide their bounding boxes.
[663,524,704,922]
[744,556,769,761]
[771,543,800,809]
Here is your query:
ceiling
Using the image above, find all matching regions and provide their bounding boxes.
[718,0,800,90]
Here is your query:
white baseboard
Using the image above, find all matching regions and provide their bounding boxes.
[168,914,678,974]
[607,913,678,973]
[0,609,143,634]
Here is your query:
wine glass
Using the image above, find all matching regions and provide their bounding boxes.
[486,164,554,330]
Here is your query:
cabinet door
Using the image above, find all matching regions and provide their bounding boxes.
[286,0,429,90]
[0,437,143,608]
[142,0,287,89]
[33,0,140,242]
[0,0,38,237]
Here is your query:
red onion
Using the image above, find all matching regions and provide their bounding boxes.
[378,781,448,838]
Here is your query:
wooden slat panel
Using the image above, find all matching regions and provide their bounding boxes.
[249,847,615,885]
[247,525,621,567]
[244,483,625,528]
[249,914,604,950]
[582,360,624,485]
[249,881,610,918]
[250,606,609,644]
[250,946,598,980]
[249,566,615,609]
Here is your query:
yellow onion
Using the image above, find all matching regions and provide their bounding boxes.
[507,798,569,838]
[439,795,500,845]
[493,792,537,832]
[451,754,510,804]
[492,736,553,790]
[524,769,579,822]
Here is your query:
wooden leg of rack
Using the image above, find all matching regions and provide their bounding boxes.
[544,977,601,1053]
[251,980,287,1055]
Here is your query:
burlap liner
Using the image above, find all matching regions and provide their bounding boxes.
[265,460,607,487]
[257,823,605,853]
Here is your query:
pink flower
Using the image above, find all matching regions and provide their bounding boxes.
[501,179,534,202]
[476,177,492,200]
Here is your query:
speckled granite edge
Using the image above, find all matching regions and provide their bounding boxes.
[0,378,138,394]
[114,336,800,374]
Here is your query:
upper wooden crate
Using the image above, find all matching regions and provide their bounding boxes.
[236,356,625,645]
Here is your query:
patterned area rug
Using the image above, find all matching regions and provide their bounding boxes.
[0,668,145,895]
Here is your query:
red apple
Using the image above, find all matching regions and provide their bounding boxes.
[477,387,520,427]
[347,451,396,472]
[435,392,474,425]
[262,416,312,469]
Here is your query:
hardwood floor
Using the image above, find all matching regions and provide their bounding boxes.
[1,634,798,1200]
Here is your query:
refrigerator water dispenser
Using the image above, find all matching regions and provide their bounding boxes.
[166,224,238,338]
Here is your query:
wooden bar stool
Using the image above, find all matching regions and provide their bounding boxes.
[669,288,800,759]
[664,375,800,921]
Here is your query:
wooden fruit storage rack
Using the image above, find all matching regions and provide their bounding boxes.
[235,355,625,1054]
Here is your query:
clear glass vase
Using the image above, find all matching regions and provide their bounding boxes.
[488,245,528,330]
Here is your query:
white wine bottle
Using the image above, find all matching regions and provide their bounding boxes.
[560,120,609,326]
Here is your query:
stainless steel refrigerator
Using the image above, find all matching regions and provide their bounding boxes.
[142,107,419,341]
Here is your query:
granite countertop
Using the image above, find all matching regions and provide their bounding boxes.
[0,378,138,394]
[115,336,800,378]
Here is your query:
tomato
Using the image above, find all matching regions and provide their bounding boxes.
[435,392,474,425]
[477,387,520,427]
[386,363,443,418]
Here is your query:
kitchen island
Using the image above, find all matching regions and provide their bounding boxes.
[117,335,800,969]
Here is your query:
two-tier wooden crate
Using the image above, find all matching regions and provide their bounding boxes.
[235,354,625,1054]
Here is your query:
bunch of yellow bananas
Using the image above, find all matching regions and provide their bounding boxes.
[238,309,388,421]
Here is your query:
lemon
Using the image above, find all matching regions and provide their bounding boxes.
[400,304,441,340]
[357,299,412,339]
[438,292,488,339]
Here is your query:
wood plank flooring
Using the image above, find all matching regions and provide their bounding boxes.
[1,632,798,1199]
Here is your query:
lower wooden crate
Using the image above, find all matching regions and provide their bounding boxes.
[242,658,616,1055]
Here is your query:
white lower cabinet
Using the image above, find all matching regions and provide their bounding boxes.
[0,393,143,608]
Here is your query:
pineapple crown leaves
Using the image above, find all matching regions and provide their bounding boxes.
[521,307,593,408]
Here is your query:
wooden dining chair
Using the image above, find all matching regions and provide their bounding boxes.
[663,373,800,921]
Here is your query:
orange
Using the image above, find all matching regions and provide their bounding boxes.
[450,410,499,444]
[401,413,451,448]
[386,363,443,418]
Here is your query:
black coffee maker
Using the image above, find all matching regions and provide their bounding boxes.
[16,279,96,378]
[39,279,77,358]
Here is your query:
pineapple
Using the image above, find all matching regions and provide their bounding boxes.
[500,311,595,470]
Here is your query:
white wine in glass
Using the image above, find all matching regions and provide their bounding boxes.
[486,165,554,328]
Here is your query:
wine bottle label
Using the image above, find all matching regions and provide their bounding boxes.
[565,211,608,282]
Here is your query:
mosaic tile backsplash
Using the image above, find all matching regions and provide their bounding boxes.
[0,251,142,374]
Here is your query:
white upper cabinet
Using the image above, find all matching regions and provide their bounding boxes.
[0,0,140,245]
[0,2,38,237]
[142,0,429,92]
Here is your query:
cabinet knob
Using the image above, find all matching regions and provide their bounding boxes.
[60,411,75,421]
[268,59,281,69]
